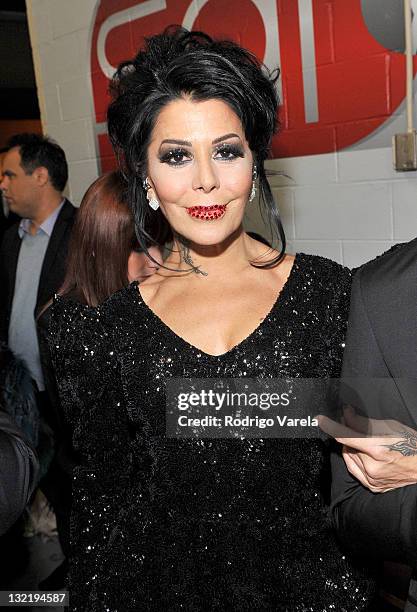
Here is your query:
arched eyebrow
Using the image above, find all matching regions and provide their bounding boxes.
[212,133,240,144]
[159,133,241,147]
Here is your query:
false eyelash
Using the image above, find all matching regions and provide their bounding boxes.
[214,143,244,156]
[158,148,191,165]
[158,143,245,166]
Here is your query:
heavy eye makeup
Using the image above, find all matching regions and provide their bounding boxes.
[158,142,245,167]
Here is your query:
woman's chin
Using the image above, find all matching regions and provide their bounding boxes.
[178,227,243,249]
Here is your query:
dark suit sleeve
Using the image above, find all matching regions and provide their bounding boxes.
[330,270,417,568]
[0,410,39,536]
[0,233,8,342]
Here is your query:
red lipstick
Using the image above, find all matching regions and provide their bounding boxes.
[186,204,227,220]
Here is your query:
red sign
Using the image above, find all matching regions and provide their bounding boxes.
[90,0,417,170]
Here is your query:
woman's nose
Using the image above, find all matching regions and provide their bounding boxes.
[192,158,219,193]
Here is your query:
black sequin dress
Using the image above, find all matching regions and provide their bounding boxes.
[47,254,376,611]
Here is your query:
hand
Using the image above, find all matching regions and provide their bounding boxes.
[318,407,417,493]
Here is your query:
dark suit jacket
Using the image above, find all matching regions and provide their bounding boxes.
[331,239,417,611]
[0,204,19,244]
[0,409,39,535]
[0,199,76,343]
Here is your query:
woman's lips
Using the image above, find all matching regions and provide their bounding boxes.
[186,204,227,220]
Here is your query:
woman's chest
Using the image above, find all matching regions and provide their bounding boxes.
[118,309,336,443]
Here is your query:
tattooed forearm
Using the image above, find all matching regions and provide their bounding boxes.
[177,234,208,276]
[384,430,417,456]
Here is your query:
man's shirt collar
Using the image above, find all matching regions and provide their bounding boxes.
[18,199,66,238]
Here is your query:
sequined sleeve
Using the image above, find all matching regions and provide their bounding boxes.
[47,297,132,611]
[323,263,352,378]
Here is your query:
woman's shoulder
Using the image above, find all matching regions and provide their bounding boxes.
[46,295,104,363]
[47,293,87,327]
[291,253,351,330]
[99,281,140,317]
[48,293,101,339]
[45,286,137,372]
[294,252,351,289]
[50,283,138,320]
[47,283,139,352]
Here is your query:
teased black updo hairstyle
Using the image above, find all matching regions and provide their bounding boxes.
[107,25,285,267]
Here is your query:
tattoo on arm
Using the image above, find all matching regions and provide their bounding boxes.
[177,234,208,277]
[384,430,417,456]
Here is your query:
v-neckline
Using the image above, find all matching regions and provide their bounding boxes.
[133,253,301,360]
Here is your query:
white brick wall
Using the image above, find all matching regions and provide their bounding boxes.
[266,149,417,266]
[26,0,99,204]
[26,0,417,269]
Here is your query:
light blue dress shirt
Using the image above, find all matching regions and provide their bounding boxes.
[8,200,65,391]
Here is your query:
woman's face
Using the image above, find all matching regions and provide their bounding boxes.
[146,98,254,246]
[127,245,163,282]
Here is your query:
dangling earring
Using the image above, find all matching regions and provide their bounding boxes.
[143,177,160,211]
[249,182,256,203]
[249,165,257,203]
[148,195,160,211]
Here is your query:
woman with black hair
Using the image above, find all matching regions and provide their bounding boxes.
[47,28,376,611]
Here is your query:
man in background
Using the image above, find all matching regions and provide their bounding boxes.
[0,147,19,241]
[0,133,76,589]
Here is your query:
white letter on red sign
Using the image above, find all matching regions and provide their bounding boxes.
[183,0,282,101]
[97,0,167,79]
[298,0,319,123]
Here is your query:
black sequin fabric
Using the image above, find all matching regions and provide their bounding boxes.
[48,253,376,611]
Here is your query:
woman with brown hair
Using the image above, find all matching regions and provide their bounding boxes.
[59,171,163,306]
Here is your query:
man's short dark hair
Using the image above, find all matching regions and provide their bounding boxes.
[7,133,68,192]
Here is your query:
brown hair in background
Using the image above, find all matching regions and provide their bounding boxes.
[59,171,137,307]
